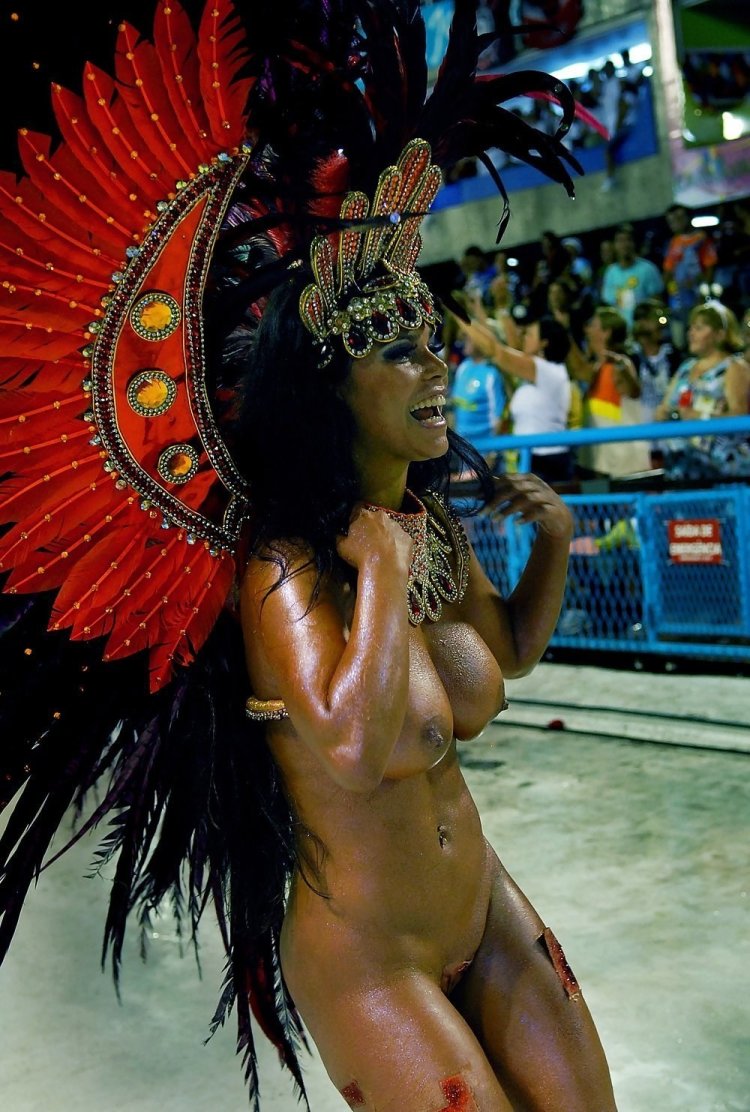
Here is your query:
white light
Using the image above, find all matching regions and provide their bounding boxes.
[506,257,519,268]
[642,65,654,78]
[552,62,593,82]
[691,215,719,228]
[722,112,745,141]
[628,43,652,65]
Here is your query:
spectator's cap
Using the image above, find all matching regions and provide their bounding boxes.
[562,237,582,254]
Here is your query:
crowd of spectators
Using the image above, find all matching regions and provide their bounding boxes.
[439,200,750,487]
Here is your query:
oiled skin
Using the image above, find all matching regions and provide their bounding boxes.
[239,327,616,1111]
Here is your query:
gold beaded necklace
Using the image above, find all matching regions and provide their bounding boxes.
[363,490,469,624]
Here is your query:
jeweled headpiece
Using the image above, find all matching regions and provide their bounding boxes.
[299,139,442,363]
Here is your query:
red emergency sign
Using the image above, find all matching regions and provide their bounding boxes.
[667,519,723,564]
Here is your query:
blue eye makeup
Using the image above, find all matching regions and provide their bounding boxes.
[382,341,415,362]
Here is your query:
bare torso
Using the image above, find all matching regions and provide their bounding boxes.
[240,501,616,1110]
[243,571,506,1004]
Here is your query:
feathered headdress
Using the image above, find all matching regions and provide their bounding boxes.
[0,1,591,1106]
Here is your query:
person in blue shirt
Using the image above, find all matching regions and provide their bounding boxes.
[601,223,663,328]
[449,335,506,465]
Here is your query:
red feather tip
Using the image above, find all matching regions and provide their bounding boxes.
[308,152,351,219]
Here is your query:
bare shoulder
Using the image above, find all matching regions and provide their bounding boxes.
[240,539,321,627]
[239,539,348,708]
[727,356,750,379]
[724,357,750,413]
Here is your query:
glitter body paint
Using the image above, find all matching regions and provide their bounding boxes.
[439,1073,477,1110]
[341,1080,366,1107]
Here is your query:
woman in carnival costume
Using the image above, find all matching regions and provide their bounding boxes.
[0,1,616,1108]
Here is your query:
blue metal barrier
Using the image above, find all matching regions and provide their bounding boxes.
[462,417,750,663]
[471,414,750,473]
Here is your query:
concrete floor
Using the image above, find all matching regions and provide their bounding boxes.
[1,662,748,1111]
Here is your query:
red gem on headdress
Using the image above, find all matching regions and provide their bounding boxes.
[396,297,419,326]
[345,326,369,355]
[370,310,392,339]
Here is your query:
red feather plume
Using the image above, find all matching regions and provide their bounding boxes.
[198,0,253,148]
[154,0,216,165]
[0,0,251,693]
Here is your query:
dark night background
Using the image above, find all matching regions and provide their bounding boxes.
[0,0,207,172]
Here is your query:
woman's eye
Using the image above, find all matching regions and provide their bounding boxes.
[385,343,414,362]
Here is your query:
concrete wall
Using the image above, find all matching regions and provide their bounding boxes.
[419,150,674,262]
[576,0,648,29]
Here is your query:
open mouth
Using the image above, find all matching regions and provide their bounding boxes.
[409,393,447,427]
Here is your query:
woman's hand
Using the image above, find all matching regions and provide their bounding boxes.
[490,473,573,540]
[608,352,641,399]
[465,288,487,322]
[336,504,414,573]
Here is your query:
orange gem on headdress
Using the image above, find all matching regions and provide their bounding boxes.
[126,369,177,417]
[140,300,173,330]
[136,376,169,409]
[130,291,181,340]
[157,443,199,485]
[167,450,194,477]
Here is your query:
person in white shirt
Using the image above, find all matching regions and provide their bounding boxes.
[460,308,574,483]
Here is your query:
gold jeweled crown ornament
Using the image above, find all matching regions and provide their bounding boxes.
[299,139,442,364]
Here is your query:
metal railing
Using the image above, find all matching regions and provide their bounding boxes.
[461,416,750,662]
[470,415,750,473]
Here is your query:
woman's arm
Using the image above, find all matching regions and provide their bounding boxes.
[654,370,681,420]
[240,509,413,793]
[724,358,750,415]
[457,475,573,678]
[459,316,537,382]
[566,339,595,383]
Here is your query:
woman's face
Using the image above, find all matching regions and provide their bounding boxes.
[687,314,723,357]
[585,314,610,356]
[340,325,449,473]
[522,321,543,357]
[547,282,567,311]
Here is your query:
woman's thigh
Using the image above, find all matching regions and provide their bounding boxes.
[296,969,514,1111]
[451,857,617,1112]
